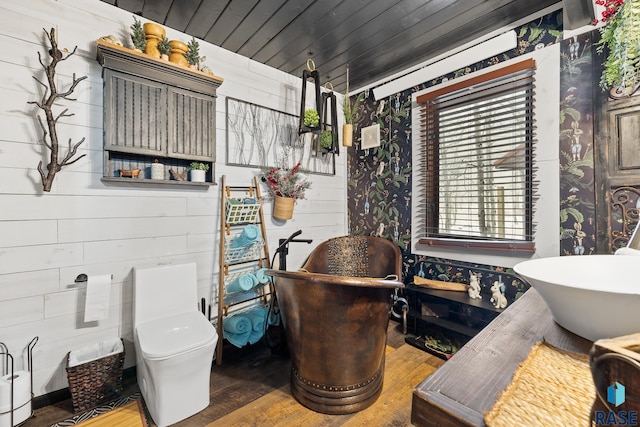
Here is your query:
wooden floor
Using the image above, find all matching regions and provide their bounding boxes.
[29,321,444,426]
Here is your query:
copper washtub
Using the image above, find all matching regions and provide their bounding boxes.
[266,236,403,414]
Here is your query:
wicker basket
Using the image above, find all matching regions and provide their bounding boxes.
[225,198,261,224]
[66,339,125,412]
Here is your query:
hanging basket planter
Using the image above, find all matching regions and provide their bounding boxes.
[273,196,295,220]
[342,123,353,147]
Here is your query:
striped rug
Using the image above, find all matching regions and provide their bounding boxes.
[50,393,148,427]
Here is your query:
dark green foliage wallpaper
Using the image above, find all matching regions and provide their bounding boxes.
[559,32,598,256]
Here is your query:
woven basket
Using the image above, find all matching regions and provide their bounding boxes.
[273,196,294,220]
[66,339,125,412]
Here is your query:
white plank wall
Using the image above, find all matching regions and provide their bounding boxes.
[0,0,347,397]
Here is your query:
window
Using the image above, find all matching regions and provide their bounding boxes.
[416,59,536,252]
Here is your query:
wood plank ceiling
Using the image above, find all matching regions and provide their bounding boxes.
[101,0,566,93]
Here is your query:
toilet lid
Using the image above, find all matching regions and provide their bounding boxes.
[136,311,217,360]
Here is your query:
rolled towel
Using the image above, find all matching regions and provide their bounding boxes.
[231,224,261,248]
[223,315,252,348]
[245,307,268,345]
[228,198,242,205]
[254,268,270,284]
[243,197,256,204]
[226,273,258,293]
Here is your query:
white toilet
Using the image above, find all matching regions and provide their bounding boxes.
[133,263,217,427]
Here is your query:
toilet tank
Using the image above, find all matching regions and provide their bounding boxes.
[134,263,198,328]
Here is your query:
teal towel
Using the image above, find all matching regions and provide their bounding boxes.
[254,268,270,284]
[226,273,258,293]
[245,307,268,345]
[223,315,252,348]
[231,224,261,248]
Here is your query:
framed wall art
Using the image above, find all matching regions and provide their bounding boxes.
[361,124,381,149]
[225,97,335,176]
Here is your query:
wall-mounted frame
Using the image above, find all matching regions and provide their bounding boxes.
[225,97,335,176]
[361,124,381,149]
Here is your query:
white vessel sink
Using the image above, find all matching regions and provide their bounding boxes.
[514,255,640,342]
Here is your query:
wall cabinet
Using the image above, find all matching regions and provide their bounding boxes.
[96,40,223,186]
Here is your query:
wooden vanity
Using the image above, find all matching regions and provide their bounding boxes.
[411,288,593,426]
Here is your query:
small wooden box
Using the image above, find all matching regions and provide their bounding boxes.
[589,333,640,414]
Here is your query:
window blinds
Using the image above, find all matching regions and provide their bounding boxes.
[417,59,537,248]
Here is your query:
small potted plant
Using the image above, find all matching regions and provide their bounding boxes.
[157,36,171,60]
[189,161,209,182]
[185,37,200,70]
[320,130,333,152]
[303,109,320,128]
[130,16,146,52]
[260,161,311,220]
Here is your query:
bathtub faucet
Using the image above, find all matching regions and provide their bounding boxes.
[276,230,312,270]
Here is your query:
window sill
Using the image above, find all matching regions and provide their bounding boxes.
[417,238,535,253]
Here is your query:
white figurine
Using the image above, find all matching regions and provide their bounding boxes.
[490,281,508,309]
[468,271,482,300]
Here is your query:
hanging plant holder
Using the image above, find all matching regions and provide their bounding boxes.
[343,66,353,147]
[321,82,339,155]
[299,58,322,135]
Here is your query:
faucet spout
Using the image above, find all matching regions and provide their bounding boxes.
[276,230,313,270]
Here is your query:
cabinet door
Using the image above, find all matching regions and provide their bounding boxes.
[168,87,216,161]
[595,95,640,252]
[103,70,167,156]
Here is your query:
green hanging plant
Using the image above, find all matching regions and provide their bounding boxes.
[303,109,320,127]
[320,130,333,149]
[130,16,146,51]
[596,0,640,96]
[343,94,353,124]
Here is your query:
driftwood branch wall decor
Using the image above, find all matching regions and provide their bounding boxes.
[28,27,87,192]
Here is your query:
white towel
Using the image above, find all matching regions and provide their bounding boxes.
[84,274,112,322]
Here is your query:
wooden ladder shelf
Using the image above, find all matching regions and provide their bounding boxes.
[215,175,271,365]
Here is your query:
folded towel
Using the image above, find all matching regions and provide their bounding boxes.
[254,268,270,284]
[231,224,261,248]
[223,315,252,348]
[226,273,258,293]
[245,307,268,345]
[246,307,268,330]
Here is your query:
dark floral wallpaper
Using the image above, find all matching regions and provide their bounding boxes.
[346,10,565,302]
[559,31,598,256]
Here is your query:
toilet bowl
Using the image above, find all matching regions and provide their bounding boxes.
[134,263,217,427]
